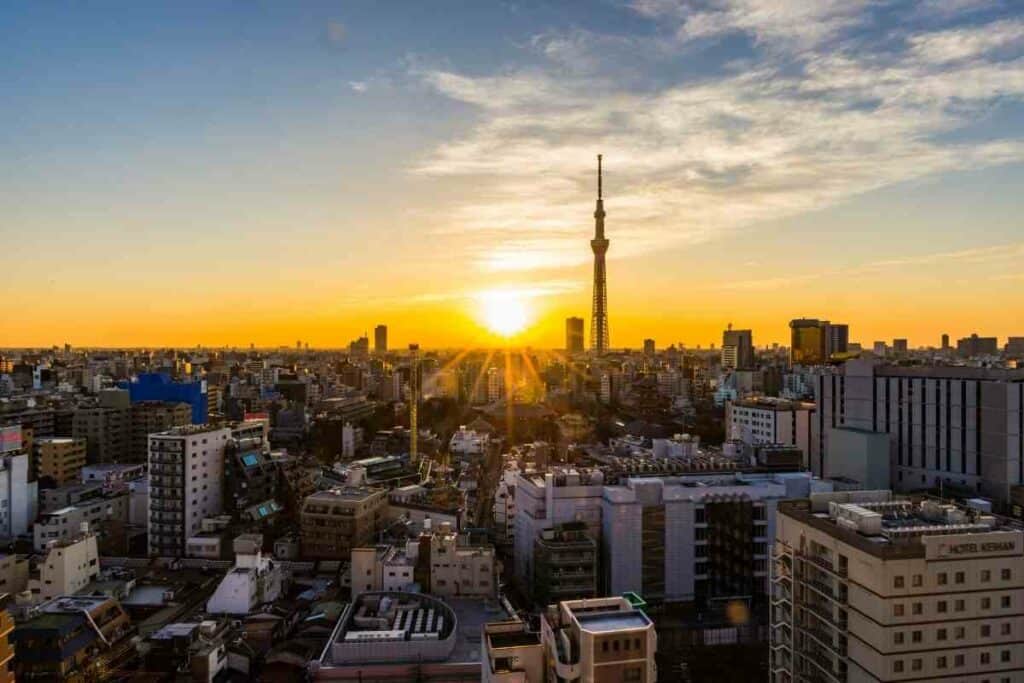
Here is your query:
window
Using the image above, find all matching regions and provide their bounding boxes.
[912,574,923,587]
[981,652,991,665]
[912,631,922,643]
[894,604,904,617]
[602,641,609,653]
[955,627,965,640]
[937,628,947,641]
[1001,622,1011,635]
[938,572,948,585]
[911,659,922,672]
[1001,650,1011,663]
[982,597,991,609]
[954,654,964,667]
[955,571,965,584]
[937,656,947,669]
[982,624,991,637]
[938,600,948,613]
[955,600,965,612]
[982,569,992,582]
[893,661,904,673]
[912,602,922,615]
[894,576,904,588]
[1001,568,1011,581]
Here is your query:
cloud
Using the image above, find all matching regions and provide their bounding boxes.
[349,81,368,93]
[412,4,1024,273]
[326,20,348,47]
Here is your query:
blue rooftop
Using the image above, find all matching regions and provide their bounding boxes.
[575,611,650,633]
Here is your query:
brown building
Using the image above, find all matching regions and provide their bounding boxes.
[300,487,387,560]
[72,390,131,464]
[130,401,191,462]
[33,437,87,487]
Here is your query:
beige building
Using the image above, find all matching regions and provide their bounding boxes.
[428,523,495,599]
[0,554,28,596]
[772,491,1024,683]
[33,437,87,486]
[483,620,544,683]
[541,596,657,682]
[300,487,387,560]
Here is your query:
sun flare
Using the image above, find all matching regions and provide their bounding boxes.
[479,291,530,337]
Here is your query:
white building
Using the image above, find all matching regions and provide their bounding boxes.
[726,397,815,466]
[428,523,495,599]
[0,426,35,538]
[772,491,1024,682]
[513,467,604,591]
[449,426,489,458]
[350,543,418,597]
[652,434,700,459]
[206,534,284,615]
[148,425,230,556]
[602,472,830,603]
[30,530,100,602]
[33,497,129,552]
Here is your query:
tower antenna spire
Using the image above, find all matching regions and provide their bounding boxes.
[597,154,603,199]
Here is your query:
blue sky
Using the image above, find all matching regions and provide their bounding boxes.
[3,1,1024,347]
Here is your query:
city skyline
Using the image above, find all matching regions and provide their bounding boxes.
[4,2,1024,348]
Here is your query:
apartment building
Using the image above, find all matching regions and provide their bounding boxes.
[482,620,544,683]
[129,400,190,462]
[148,425,231,556]
[772,491,1024,682]
[726,397,816,466]
[427,524,495,599]
[533,521,598,607]
[72,389,131,463]
[33,437,87,486]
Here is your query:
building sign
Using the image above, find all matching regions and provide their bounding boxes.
[926,531,1023,560]
[0,425,21,454]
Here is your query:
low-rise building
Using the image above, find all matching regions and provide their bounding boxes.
[482,620,544,683]
[206,534,284,615]
[33,497,129,552]
[541,596,657,682]
[30,531,100,603]
[427,524,496,599]
[300,487,388,560]
[449,426,489,459]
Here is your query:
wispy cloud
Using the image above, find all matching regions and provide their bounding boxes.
[411,2,1024,273]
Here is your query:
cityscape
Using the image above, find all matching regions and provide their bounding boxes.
[4,2,1024,683]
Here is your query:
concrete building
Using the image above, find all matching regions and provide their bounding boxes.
[374,324,388,354]
[957,333,999,358]
[726,397,815,466]
[513,467,605,592]
[772,491,1024,683]
[541,596,657,682]
[723,327,755,370]
[351,543,418,596]
[652,433,700,459]
[148,425,231,556]
[206,534,284,615]
[122,372,208,424]
[300,486,388,560]
[72,389,131,464]
[815,358,1024,504]
[892,339,909,356]
[643,338,655,356]
[791,319,829,366]
[533,521,597,607]
[566,317,585,354]
[449,426,490,459]
[427,524,496,599]
[31,531,100,602]
[0,554,28,597]
[33,436,86,487]
[483,620,544,683]
[0,429,34,539]
[34,496,129,551]
[602,473,828,603]
[129,400,191,462]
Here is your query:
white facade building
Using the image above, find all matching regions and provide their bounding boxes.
[31,531,100,602]
[149,425,230,556]
[726,397,815,466]
[206,537,284,615]
[449,426,490,458]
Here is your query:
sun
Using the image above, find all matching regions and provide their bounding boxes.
[479,291,530,337]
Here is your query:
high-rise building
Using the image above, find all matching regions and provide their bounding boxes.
[790,319,828,366]
[1006,336,1024,356]
[722,326,755,369]
[892,338,909,355]
[814,357,1024,503]
[566,317,585,354]
[725,397,815,465]
[873,341,888,356]
[148,424,231,556]
[590,155,610,354]
[374,324,387,354]
[957,332,998,357]
[130,401,191,462]
[72,389,131,464]
[643,338,655,356]
[828,323,849,356]
[772,491,1024,683]
[33,437,87,487]
[941,333,950,350]
[121,373,208,424]
[533,521,597,607]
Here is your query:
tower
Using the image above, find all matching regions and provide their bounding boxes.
[590,154,610,354]
[408,343,419,464]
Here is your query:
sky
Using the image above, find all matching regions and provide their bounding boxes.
[3,0,1024,350]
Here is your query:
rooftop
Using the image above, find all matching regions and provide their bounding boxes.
[576,611,650,633]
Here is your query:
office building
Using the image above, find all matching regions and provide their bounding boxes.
[541,596,657,682]
[1006,336,1024,356]
[31,530,100,602]
[72,389,131,464]
[772,491,1024,683]
[957,333,999,358]
[602,473,826,603]
[122,373,208,424]
[374,324,388,354]
[643,338,655,356]
[892,338,909,355]
[129,401,191,462]
[790,319,829,366]
[34,493,129,552]
[566,317,585,354]
[815,357,1024,503]
[148,425,231,556]
[941,333,950,351]
[723,326,755,370]
[872,341,887,357]
[726,397,816,467]
[33,437,87,487]
[300,486,388,560]
[533,521,597,607]
[427,524,496,599]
